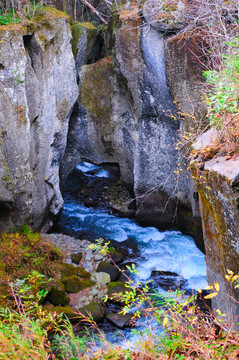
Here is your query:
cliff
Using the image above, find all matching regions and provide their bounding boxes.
[0,8,78,231]
[192,130,239,324]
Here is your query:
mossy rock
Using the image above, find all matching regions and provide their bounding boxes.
[71,22,97,58]
[61,263,78,277]
[108,247,123,264]
[54,305,78,322]
[107,281,127,302]
[47,281,70,306]
[78,268,91,279]
[42,301,55,312]
[78,302,105,322]
[96,261,120,281]
[70,252,82,264]
[63,276,95,293]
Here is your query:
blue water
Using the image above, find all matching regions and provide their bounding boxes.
[58,162,207,291]
[57,162,207,345]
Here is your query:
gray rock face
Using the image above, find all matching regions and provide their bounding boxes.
[61,12,194,234]
[0,13,78,231]
[192,130,239,326]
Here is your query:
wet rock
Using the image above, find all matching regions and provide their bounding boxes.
[78,302,106,322]
[47,281,70,306]
[108,247,123,264]
[151,270,188,290]
[96,261,120,281]
[106,312,133,329]
[107,281,127,302]
[84,197,98,207]
[70,252,82,264]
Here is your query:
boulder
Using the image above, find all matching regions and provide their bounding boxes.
[61,263,78,277]
[96,261,120,281]
[64,276,95,293]
[70,252,82,264]
[54,305,77,322]
[92,272,111,287]
[47,281,70,306]
[78,302,106,322]
[106,312,133,329]
[78,268,91,279]
[107,281,127,302]
[108,247,123,264]
[151,270,188,290]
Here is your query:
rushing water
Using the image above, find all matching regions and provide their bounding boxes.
[56,162,207,343]
[58,162,207,290]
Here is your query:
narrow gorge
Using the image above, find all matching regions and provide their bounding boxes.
[0,0,238,335]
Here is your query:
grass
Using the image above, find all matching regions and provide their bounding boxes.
[0,227,63,307]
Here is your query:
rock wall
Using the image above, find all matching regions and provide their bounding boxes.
[61,8,195,235]
[0,9,78,232]
[192,130,239,324]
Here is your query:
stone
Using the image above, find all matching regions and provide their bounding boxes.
[85,249,93,261]
[192,137,239,326]
[94,253,104,261]
[143,0,188,32]
[78,268,91,279]
[0,8,78,232]
[96,261,120,281]
[78,302,106,322]
[64,276,95,293]
[54,305,77,322]
[92,272,111,287]
[107,281,127,302]
[47,281,70,306]
[70,252,82,264]
[151,270,188,290]
[61,263,78,277]
[106,312,133,329]
[108,247,123,264]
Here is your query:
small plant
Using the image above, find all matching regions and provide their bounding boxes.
[0,10,20,25]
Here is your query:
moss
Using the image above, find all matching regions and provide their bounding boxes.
[47,281,70,306]
[107,281,127,301]
[78,302,105,322]
[70,252,82,264]
[79,56,117,155]
[63,276,95,293]
[54,305,77,321]
[61,263,78,277]
[71,22,97,58]
[78,268,91,279]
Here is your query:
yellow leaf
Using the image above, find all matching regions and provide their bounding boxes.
[232,275,239,283]
[197,289,202,294]
[204,292,218,299]
[214,282,220,292]
[204,285,213,290]
[163,317,168,327]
